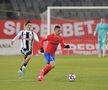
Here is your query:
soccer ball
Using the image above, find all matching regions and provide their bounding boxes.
[68,74,76,81]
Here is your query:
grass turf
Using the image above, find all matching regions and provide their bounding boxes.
[0,55,108,90]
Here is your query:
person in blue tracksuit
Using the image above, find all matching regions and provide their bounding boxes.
[94,18,108,57]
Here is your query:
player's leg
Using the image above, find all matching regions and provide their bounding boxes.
[102,38,106,57]
[98,41,101,57]
[43,61,55,76]
[37,53,55,81]
[20,54,32,71]
[98,37,102,57]
[18,49,32,78]
[39,61,55,77]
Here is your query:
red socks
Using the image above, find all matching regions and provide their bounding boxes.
[40,64,52,76]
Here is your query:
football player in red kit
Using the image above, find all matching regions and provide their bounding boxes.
[37,25,70,81]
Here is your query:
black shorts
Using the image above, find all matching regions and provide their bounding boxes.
[20,48,32,59]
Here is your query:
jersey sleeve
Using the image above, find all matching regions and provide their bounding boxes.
[39,37,48,48]
[12,31,22,42]
[33,32,39,42]
[60,38,65,48]
[39,35,52,48]
[94,24,99,36]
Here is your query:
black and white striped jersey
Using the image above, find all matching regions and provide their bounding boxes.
[12,30,39,51]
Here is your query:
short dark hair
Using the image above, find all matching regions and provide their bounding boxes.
[25,20,31,26]
[54,25,60,29]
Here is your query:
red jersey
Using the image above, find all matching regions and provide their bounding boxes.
[40,34,65,55]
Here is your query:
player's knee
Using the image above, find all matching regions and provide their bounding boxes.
[50,62,55,68]
[25,54,32,60]
[51,64,55,68]
[26,51,32,58]
[28,55,32,59]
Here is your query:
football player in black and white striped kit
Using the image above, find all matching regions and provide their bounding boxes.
[11,21,39,78]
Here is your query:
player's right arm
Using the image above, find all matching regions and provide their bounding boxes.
[39,37,48,53]
[39,37,47,48]
[39,35,52,53]
[11,31,22,45]
[94,24,99,36]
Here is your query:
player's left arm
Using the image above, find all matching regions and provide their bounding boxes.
[33,31,39,42]
[60,39,70,48]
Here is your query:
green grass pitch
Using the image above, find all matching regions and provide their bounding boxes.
[0,55,108,90]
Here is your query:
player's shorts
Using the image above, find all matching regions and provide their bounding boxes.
[20,48,32,59]
[98,38,106,43]
[44,53,55,64]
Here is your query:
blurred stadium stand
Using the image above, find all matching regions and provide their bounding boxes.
[0,0,108,19]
